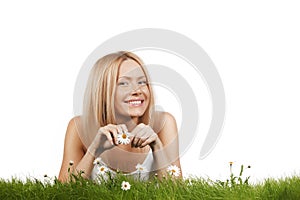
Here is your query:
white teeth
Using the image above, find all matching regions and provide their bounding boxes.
[128,100,142,105]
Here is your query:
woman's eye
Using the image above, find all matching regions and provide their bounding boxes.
[118,82,129,86]
[138,81,147,85]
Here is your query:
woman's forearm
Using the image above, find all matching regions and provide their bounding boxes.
[73,151,96,179]
[74,141,108,179]
[151,140,170,178]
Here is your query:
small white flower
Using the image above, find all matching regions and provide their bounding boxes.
[97,165,108,175]
[167,165,181,177]
[121,181,131,191]
[117,132,131,145]
[135,163,147,172]
[93,157,102,165]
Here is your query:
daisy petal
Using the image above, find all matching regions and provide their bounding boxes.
[93,157,102,165]
[121,181,131,191]
[135,163,147,172]
[167,165,181,177]
[117,132,131,145]
[97,165,108,175]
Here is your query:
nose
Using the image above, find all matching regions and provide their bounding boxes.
[130,84,142,95]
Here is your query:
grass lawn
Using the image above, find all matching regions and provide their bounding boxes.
[1,164,300,199]
[1,175,300,199]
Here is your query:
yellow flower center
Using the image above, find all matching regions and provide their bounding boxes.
[122,133,127,139]
[171,169,176,173]
[100,167,105,171]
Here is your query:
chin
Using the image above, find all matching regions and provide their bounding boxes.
[129,112,145,117]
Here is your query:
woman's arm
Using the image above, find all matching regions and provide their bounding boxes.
[155,112,182,178]
[58,117,128,182]
[58,117,95,182]
[131,112,182,178]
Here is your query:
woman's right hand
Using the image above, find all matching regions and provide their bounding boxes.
[87,124,128,158]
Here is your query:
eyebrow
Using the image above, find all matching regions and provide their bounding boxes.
[117,76,146,80]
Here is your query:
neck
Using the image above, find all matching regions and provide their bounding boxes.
[115,116,139,132]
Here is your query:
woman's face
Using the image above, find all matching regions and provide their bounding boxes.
[114,59,150,122]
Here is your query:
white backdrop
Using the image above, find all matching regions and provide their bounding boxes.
[1,1,300,183]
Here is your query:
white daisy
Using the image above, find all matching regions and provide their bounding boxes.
[167,165,181,177]
[121,181,131,191]
[93,157,102,165]
[117,132,131,145]
[97,165,108,175]
[135,163,147,173]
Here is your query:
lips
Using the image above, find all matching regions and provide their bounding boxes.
[125,99,144,106]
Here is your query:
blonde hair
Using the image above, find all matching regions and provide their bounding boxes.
[79,51,155,147]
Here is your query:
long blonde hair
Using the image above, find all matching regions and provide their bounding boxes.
[79,51,155,148]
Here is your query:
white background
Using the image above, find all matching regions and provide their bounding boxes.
[1,1,300,183]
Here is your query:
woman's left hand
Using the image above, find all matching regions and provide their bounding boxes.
[130,123,160,150]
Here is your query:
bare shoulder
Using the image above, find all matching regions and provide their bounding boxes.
[153,111,177,135]
[152,111,178,146]
[65,116,84,148]
[70,116,82,130]
[66,116,81,134]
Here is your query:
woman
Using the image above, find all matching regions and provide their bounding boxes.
[58,51,181,182]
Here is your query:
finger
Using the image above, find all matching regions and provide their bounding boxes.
[136,137,147,147]
[105,124,120,145]
[131,135,140,148]
[130,123,145,136]
[131,128,148,147]
[100,129,114,145]
[131,124,153,147]
[119,124,128,134]
[136,132,152,148]
[115,125,123,134]
[140,134,157,148]
[131,129,141,147]
[107,127,119,145]
[134,137,145,148]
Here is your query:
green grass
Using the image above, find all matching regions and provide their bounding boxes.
[1,174,300,199]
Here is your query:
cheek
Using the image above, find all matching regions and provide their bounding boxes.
[115,89,127,101]
[114,90,123,111]
[142,87,150,99]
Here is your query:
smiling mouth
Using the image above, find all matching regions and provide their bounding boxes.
[125,100,144,106]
